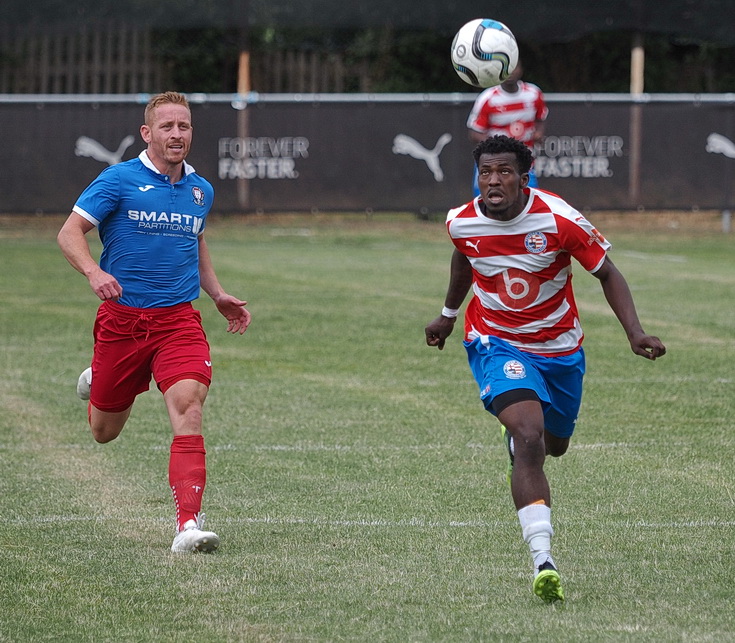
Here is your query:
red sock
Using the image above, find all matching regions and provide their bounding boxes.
[169,434,207,532]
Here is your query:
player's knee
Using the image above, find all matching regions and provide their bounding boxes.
[546,444,568,458]
[171,400,204,434]
[513,427,546,462]
[545,435,570,457]
[183,400,203,424]
[90,424,121,444]
[89,407,129,443]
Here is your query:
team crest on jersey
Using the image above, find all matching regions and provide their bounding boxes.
[192,186,205,207]
[503,360,526,380]
[524,232,547,254]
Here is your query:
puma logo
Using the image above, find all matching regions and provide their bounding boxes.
[706,133,735,159]
[392,133,452,181]
[465,239,481,253]
[74,135,135,165]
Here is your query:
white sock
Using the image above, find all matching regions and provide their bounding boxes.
[517,503,555,571]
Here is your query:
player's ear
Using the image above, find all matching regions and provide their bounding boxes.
[519,172,530,188]
[140,124,151,144]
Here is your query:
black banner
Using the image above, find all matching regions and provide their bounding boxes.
[3,95,734,214]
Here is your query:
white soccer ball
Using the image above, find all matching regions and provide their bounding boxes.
[450,19,519,88]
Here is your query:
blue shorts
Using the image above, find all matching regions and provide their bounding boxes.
[464,336,585,438]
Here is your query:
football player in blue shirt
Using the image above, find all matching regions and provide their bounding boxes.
[58,92,250,553]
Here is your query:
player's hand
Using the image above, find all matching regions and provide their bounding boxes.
[629,332,666,360]
[214,294,251,335]
[88,268,123,302]
[425,315,457,350]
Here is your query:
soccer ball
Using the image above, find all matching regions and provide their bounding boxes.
[450,19,519,88]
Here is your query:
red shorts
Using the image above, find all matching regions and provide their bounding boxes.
[90,301,212,413]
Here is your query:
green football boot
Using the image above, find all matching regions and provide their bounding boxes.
[533,560,565,603]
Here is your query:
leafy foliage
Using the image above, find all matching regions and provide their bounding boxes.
[154,26,735,93]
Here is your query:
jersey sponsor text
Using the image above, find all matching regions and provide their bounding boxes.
[128,210,203,234]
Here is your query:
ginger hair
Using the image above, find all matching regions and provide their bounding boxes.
[144,91,190,125]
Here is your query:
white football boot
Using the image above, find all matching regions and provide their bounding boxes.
[171,513,220,553]
[77,367,92,401]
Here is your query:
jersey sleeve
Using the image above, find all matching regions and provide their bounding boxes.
[555,212,611,273]
[534,90,549,122]
[466,89,492,133]
[72,166,121,225]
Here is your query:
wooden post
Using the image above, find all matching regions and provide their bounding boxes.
[238,50,250,94]
[628,32,644,206]
[630,32,645,94]
[236,0,251,210]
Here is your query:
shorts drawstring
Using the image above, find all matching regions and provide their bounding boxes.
[132,312,153,343]
[101,300,194,345]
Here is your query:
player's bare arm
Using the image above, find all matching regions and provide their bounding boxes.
[532,120,546,142]
[593,256,666,360]
[468,129,487,144]
[197,235,251,335]
[425,249,473,350]
[57,213,123,301]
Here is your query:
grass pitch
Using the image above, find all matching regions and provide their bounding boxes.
[1,212,733,641]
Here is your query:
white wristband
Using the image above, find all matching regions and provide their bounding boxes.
[441,306,460,319]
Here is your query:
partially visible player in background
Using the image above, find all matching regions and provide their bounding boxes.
[57,91,251,553]
[466,61,548,196]
[425,135,666,603]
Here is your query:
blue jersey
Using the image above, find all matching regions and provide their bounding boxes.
[73,152,214,308]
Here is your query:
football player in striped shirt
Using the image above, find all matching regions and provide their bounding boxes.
[466,61,548,195]
[425,135,665,602]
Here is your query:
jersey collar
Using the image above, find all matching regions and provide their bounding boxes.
[138,151,195,177]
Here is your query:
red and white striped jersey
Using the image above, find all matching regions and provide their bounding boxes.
[447,188,611,356]
[466,82,548,148]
